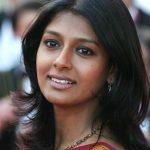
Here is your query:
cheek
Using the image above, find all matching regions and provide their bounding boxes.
[79,63,108,91]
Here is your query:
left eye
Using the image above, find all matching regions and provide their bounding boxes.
[76,47,94,56]
[44,40,60,48]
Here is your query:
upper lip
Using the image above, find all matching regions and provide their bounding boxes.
[47,74,76,83]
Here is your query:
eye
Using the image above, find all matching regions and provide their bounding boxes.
[76,47,94,56]
[44,40,60,48]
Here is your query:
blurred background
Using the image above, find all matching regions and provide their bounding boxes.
[0,0,149,149]
[134,0,150,14]
[0,0,42,149]
[0,0,149,13]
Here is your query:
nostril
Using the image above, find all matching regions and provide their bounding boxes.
[52,49,72,70]
[53,57,72,70]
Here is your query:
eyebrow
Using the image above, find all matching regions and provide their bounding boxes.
[44,30,100,46]
[45,30,60,36]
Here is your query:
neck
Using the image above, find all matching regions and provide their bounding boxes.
[54,101,99,150]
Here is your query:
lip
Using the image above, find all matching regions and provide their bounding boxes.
[47,74,76,90]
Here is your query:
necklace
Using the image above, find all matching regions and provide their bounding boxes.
[64,126,101,150]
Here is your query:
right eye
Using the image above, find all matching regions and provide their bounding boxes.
[75,47,95,56]
[44,40,60,48]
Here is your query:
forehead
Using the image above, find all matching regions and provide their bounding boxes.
[44,11,98,40]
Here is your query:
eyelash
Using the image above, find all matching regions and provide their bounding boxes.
[76,47,95,56]
[43,39,95,56]
[44,39,60,48]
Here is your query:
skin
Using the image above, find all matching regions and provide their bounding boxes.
[36,11,116,149]
[37,12,110,107]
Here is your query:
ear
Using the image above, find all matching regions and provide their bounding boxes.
[107,66,116,84]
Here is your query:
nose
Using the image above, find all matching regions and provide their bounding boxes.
[52,49,72,70]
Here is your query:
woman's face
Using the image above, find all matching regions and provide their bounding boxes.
[36,12,110,107]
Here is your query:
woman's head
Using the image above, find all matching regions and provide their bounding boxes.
[23,0,148,126]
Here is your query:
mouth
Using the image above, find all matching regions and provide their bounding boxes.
[47,75,76,90]
[51,77,74,84]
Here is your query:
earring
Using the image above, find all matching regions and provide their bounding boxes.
[108,83,112,92]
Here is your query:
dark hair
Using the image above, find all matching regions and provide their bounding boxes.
[14,0,150,149]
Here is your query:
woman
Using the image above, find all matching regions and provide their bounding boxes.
[13,0,150,150]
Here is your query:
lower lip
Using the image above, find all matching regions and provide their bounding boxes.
[49,79,74,90]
